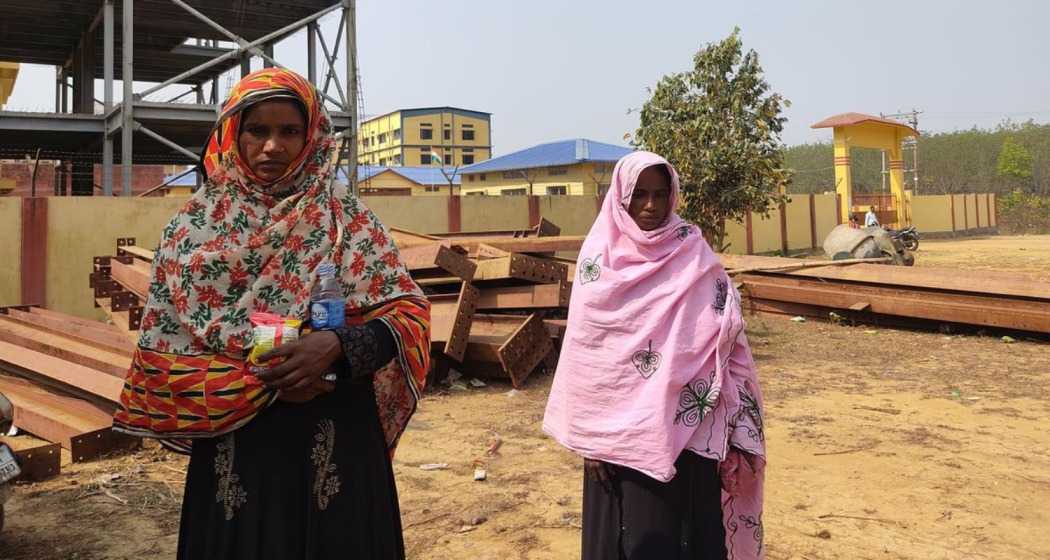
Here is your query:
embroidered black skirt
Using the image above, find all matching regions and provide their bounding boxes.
[176,379,404,560]
[582,452,726,560]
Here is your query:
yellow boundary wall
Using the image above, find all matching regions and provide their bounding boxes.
[785,197,812,251]
[0,199,21,306]
[912,195,954,233]
[361,196,449,233]
[46,197,188,320]
[7,192,997,318]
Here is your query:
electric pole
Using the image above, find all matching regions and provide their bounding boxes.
[881,109,922,194]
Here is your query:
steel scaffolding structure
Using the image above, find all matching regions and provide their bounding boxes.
[0,0,358,196]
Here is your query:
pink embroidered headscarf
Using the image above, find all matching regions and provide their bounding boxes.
[543,151,767,558]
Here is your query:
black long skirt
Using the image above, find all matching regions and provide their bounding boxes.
[582,452,726,560]
[176,379,405,560]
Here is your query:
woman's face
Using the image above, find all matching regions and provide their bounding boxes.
[238,100,307,183]
[627,165,671,231]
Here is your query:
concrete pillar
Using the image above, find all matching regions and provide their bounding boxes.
[888,134,907,227]
[832,128,852,224]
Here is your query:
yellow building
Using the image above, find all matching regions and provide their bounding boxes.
[358,107,491,168]
[0,62,18,108]
[458,138,632,196]
[350,165,460,196]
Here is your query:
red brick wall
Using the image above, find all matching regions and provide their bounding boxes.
[0,162,167,197]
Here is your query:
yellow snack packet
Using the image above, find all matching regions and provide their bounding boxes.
[248,312,302,365]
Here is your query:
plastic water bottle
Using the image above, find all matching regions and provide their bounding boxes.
[310,262,345,330]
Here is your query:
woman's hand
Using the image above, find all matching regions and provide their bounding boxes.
[255,330,343,394]
[276,378,335,403]
[719,448,759,495]
[584,459,615,491]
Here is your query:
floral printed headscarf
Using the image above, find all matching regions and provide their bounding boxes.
[114,69,430,448]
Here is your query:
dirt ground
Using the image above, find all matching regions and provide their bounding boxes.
[2,236,1048,560]
[912,234,1050,281]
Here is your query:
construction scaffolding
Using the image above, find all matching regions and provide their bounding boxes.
[0,0,358,196]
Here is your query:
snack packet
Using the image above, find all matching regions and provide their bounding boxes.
[248,312,302,366]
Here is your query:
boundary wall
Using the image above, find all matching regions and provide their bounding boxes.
[1,193,997,317]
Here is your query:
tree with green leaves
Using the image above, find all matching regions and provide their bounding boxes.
[634,28,791,251]
[997,136,1034,184]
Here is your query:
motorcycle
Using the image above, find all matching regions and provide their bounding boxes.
[885,225,920,252]
[0,392,20,533]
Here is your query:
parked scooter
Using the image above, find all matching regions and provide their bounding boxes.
[0,392,20,533]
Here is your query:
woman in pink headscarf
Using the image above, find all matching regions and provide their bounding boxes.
[543,151,766,559]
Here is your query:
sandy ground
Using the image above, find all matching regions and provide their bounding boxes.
[2,236,1048,560]
[913,234,1050,281]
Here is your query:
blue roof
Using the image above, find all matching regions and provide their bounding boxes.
[338,165,461,185]
[162,168,199,187]
[458,139,633,175]
[163,166,461,188]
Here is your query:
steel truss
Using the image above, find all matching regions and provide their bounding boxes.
[1,1,358,196]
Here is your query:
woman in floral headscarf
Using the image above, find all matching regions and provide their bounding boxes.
[544,151,766,559]
[112,69,430,559]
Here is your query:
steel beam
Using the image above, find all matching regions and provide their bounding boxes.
[130,101,221,122]
[472,283,570,310]
[399,243,477,281]
[345,0,359,195]
[121,0,133,196]
[452,236,586,256]
[263,43,275,68]
[320,16,344,100]
[102,0,114,196]
[461,314,552,388]
[428,283,479,362]
[472,253,568,284]
[307,22,318,84]
[94,297,139,339]
[1,437,60,482]
[168,0,242,44]
[109,259,150,299]
[0,112,103,132]
[134,121,201,161]
[0,308,132,356]
[316,19,347,106]
[54,66,61,112]
[718,254,1050,300]
[737,274,1050,334]
[171,44,235,58]
[0,318,130,378]
[163,87,198,104]
[0,340,125,403]
[0,376,136,462]
[60,68,67,113]
[139,3,342,100]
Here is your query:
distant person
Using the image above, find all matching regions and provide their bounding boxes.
[544,151,766,560]
[113,68,430,559]
[865,205,880,227]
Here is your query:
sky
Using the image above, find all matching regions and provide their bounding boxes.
[6,0,1050,155]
